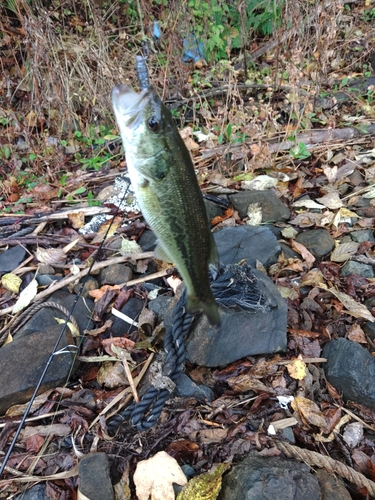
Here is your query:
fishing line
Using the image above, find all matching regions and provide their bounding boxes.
[0,185,130,476]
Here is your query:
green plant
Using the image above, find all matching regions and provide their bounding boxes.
[289,141,311,160]
[187,0,284,61]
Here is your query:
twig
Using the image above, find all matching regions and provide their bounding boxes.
[122,354,139,403]
[0,253,154,317]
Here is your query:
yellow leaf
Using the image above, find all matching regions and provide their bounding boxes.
[286,358,307,380]
[54,317,80,337]
[1,273,22,293]
[177,463,231,500]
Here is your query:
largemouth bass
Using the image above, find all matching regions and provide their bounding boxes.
[112,84,220,325]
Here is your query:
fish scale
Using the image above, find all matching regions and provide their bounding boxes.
[112,84,220,325]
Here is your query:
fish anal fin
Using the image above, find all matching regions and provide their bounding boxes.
[154,242,173,263]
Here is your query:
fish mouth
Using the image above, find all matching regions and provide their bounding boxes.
[112,84,151,128]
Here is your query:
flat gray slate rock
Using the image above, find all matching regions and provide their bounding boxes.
[185,269,287,367]
[0,325,77,415]
[323,338,375,409]
[228,190,290,222]
[0,245,28,275]
[214,225,281,269]
[218,451,320,500]
[78,453,114,500]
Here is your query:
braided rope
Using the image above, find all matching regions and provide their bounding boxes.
[276,440,375,498]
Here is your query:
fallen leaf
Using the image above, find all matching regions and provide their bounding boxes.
[286,357,307,380]
[68,211,85,229]
[227,374,274,393]
[97,361,128,389]
[54,318,79,337]
[91,216,122,244]
[134,451,187,500]
[246,203,262,226]
[35,247,66,266]
[1,273,22,293]
[12,279,38,314]
[316,191,343,209]
[292,198,325,209]
[241,175,278,190]
[328,287,374,322]
[177,463,231,500]
[120,237,142,255]
[300,269,325,287]
[89,284,121,301]
[291,240,315,268]
[291,396,327,428]
[330,241,359,262]
[347,323,368,344]
[281,226,298,239]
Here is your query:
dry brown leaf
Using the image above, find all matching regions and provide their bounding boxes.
[328,287,374,322]
[291,396,327,428]
[291,240,315,268]
[347,324,368,344]
[300,269,325,287]
[134,451,187,500]
[97,361,128,389]
[35,247,66,266]
[190,429,228,444]
[330,242,359,262]
[316,191,343,209]
[91,216,122,244]
[102,337,135,356]
[68,211,85,229]
[246,203,262,226]
[286,357,307,380]
[292,199,325,209]
[227,374,274,393]
[89,284,121,301]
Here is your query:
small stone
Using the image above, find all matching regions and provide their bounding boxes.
[111,297,144,335]
[214,226,281,269]
[78,453,114,500]
[73,276,99,298]
[323,338,375,409]
[185,269,287,367]
[295,228,335,258]
[37,263,56,275]
[0,325,77,415]
[204,198,224,222]
[0,245,27,275]
[218,451,320,500]
[99,263,133,285]
[228,190,290,222]
[138,229,157,252]
[363,321,375,341]
[350,229,375,243]
[15,483,50,500]
[174,372,214,401]
[316,470,351,500]
[341,261,374,278]
[36,274,63,287]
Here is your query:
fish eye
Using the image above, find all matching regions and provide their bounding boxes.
[147,116,159,132]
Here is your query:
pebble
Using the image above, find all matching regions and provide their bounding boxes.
[0,245,27,275]
[295,228,335,258]
[98,263,133,285]
[350,229,375,243]
[214,226,281,269]
[341,261,374,278]
[218,451,320,500]
[228,190,290,222]
[14,484,50,500]
[323,338,375,410]
[78,453,114,500]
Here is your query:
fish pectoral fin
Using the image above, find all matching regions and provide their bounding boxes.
[186,294,220,326]
[154,242,173,263]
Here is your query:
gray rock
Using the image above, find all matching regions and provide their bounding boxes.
[138,229,157,252]
[16,290,95,337]
[99,263,133,285]
[204,198,224,222]
[15,483,50,500]
[78,453,114,500]
[228,190,290,222]
[0,325,77,415]
[148,296,174,324]
[37,264,55,275]
[73,276,99,298]
[316,469,351,500]
[350,229,375,243]
[111,297,144,335]
[0,245,27,275]
[218,451,320,500]
[36,274,63,287]
[363,321,375,341]
[174,372,214,401]
[214,226,281,269]
[323,338,375,409]
[185,269,287,367]
[295,229,335,258]
[341,261,374,278]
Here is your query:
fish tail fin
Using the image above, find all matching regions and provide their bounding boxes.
[186,294,220,326]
